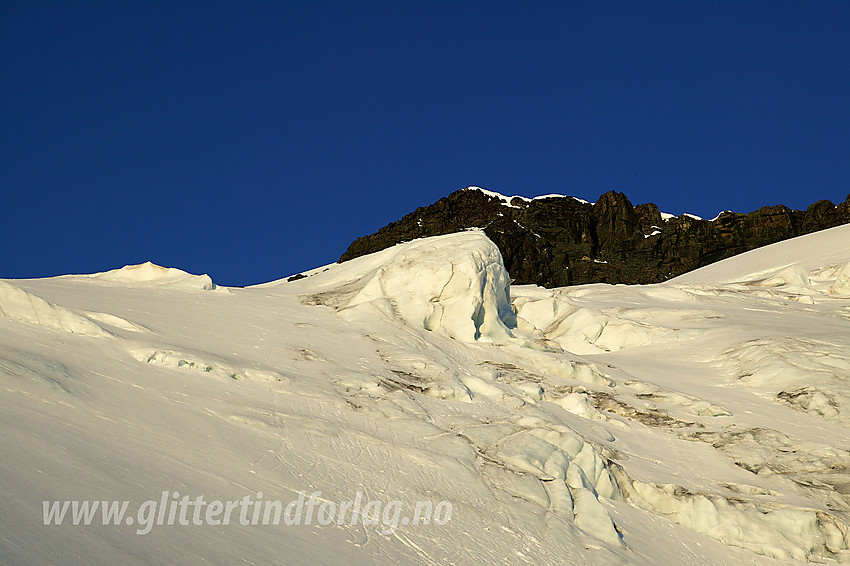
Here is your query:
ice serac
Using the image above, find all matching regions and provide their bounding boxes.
[346,231,516,342]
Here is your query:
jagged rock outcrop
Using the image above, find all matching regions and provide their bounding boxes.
[338,187,850,287]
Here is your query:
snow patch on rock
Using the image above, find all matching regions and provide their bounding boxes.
[463,186,591,207]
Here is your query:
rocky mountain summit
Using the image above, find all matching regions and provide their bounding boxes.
[339,187,850,287]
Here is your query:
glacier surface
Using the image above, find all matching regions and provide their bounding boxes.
[2,225,850,565]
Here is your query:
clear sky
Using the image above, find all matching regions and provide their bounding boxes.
[2,1,849,286]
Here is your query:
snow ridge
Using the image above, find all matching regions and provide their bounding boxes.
[0,281,107,336]
[83,261,220,290]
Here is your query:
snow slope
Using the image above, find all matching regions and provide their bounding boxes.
[2,227,850,565]
[672,223,850,286]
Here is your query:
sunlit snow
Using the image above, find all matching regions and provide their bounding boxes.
[2,225,850,564]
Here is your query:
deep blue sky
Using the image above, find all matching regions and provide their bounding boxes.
[2,1,849,286]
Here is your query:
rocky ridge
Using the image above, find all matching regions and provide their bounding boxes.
[338,187,850,287]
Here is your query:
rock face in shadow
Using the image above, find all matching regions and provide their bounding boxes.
[339,188,850,287]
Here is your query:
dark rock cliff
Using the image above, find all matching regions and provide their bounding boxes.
[338,188,850,287]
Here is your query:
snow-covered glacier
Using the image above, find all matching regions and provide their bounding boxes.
[2,225,850,565]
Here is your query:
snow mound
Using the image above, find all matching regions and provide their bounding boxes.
[0,281,106,336]
[87,261,220,290]
[488,424,625,546]
[829,262,850,295]
[512,289,685,354]
[755,264,811,287]
[133,349,285,382]
[614,469,850,563]
[721,336,850,424]
[313,231,516,342]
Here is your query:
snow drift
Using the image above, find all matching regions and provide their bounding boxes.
[0,281,106,336]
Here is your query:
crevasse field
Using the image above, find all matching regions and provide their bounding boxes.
[2,225,850,565]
